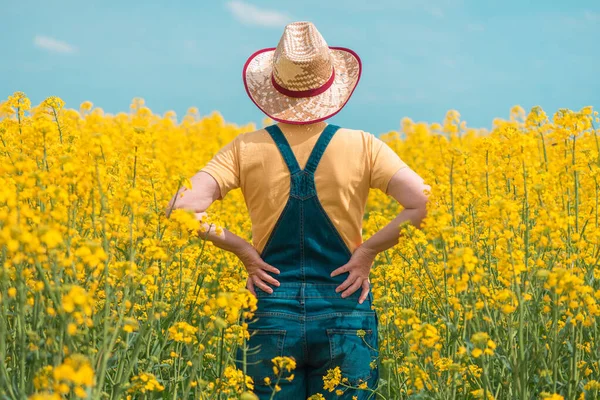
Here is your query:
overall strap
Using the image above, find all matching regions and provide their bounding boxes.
[303,124,341,174]
[265,125,301,175]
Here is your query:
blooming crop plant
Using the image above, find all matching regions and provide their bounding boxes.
[0,92,599,399]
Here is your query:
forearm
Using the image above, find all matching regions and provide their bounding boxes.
[199,224,255,262]
[165,184,256,261]
[361,206,427,256]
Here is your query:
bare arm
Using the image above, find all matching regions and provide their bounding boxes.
[362,166,430,254]
[331,166,431,303]
[166,171,280,294]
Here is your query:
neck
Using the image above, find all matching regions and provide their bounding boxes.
[277,121,327,131]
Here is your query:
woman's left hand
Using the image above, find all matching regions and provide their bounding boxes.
[330,245,378,304]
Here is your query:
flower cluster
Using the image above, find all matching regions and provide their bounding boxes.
[1,93,599,399]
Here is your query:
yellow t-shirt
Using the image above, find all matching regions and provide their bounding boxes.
[200,124,407,255]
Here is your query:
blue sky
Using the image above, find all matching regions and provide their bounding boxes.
[1,0,599,134]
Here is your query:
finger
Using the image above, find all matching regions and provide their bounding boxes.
[200,222,211,233]
[246,277,256,297]
[210,224,226,239]
[335,274,356,293]
[261,262,280,275]
[258,270,280,287]
[341,278,363,299]
[194,211,208,221]
[358,279,370,304]
[330,263,351,278]
[252,276,273,294]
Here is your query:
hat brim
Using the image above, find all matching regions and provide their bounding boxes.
[243,46,362,125]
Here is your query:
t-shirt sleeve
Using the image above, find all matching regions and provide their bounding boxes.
[199,135,241,200]
[369,133,408,194]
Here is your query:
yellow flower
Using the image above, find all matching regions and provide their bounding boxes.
[323,366,341,392]
[42,96,65,110]
[28,393,61,400]
[272,356,296,374]
[41,228,62,249]
[3,93,600,398]
[128,372,164,393]
[73,386,87,398]
[67,323,77,336]
[61,286,93,317]
[584,380,600,390]
[472,348,483,358]
[540,394,564,400]
[168,322,198,344]
[80,101,93,112]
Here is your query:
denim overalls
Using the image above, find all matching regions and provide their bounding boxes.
[236,124,379,400]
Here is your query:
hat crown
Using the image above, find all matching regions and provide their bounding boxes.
[272,22,334,92]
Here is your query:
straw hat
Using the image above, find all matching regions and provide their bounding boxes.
[243,21,362,125]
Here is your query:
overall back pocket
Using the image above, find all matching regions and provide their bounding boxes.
[240,329,287,386]
[326,328,377,386]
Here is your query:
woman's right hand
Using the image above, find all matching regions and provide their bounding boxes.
[236,244,280,296]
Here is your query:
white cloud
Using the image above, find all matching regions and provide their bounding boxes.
[226,1,291,28]
[34,35,76,54]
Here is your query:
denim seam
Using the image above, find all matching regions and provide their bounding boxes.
[312,196,353,258]
[326,329,373,335]
[304,124,339,174]
[290,171,317,200]
[257,295,361,299]
[268,124,339,175]
[307,312,376,321]
[300,200,305,284]
[267,124,340,176]
[300,201,309,361]
[290,194,316,201]
[329,331,337,361]
[265,125,301,175]
[252,311,376,321]
[259,198,292,259]
[252,330,287,384]
[291,195,317,201]
[248,329,287,335]
[262,283,344,287]
[279,331,286,357]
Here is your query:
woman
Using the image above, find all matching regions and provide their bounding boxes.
[169,21,429,399]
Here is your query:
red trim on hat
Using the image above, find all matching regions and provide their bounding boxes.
[242,46,362,125]
[271,67,336,98]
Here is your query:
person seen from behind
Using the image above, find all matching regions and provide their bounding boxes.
[167,21,430,400]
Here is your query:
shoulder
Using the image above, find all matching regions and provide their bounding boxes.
[333,126,377,147]
[335,126,375,137]
[221,128,269,156]
[235,125,376,146]
[234,127,270,145]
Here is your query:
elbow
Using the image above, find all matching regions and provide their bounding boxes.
[417,204,428,228]
[411,206,427,230]
[165,193,208,218]
[414,193,430,229]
